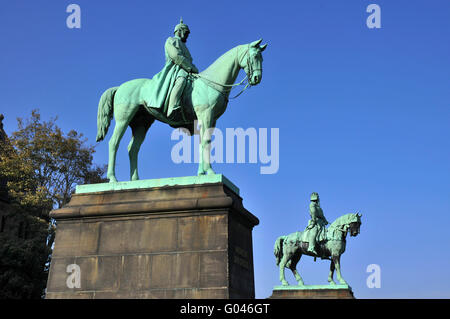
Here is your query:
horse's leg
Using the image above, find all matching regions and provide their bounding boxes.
[278,254,290,286]
[279,242,295,286]
[107,121,128,182]
[196,109,216,175]
[333,255,347,285]
[289,254,304,286]
[328,259,336,285]
[107,103,138,182]
[127,123,152,181]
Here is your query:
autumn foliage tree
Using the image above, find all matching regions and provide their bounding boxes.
[0,110,107,298]
[11,110,107,209]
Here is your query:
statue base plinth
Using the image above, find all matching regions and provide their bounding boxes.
[269,285,355,299]
[46,175,259,299]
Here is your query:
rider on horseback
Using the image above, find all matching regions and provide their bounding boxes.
[141,18,199,125]
[305,192,329,255]
[165,18,199,120]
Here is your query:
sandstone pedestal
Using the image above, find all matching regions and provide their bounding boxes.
[270,285,355,299]
[45,175,259,299]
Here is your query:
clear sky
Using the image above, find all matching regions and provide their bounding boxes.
[1,0,449,298]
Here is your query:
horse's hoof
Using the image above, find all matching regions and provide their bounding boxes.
[206,168,216,175]
[328,280,336,285]
[281,281,289,286]
[108,176,118,183]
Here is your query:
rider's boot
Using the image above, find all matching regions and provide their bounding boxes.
[168,77,186,117]
[307,239,317,255]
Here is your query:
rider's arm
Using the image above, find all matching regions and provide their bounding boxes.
[317,207,329,224]
[165,38,198,73]
[309,203,318,223]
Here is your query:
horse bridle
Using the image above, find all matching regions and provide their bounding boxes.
[240,44,262,85]
[192,44,262,99]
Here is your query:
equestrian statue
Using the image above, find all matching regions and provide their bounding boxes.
[96,18,267,182]
[274,192,362,286]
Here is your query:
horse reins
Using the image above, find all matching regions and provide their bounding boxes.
[191,44,259,100]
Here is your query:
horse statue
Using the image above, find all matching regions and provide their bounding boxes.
[95,39,267,182]
[274,213,362,286]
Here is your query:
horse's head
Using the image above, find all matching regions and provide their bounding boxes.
[348,213,362,237]
[330,213,362,238]
[239,39,267,86]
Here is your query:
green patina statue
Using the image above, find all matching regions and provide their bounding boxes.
[274,193,362,286]
[304,192,329,255]
[96,19,267,182]
[166,18,199,119]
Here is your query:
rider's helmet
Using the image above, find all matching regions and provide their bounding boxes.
[174,17,190,34]
[310,192,319,201]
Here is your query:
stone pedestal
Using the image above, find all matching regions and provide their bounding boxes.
[45,175,259,299]
[269,285,355,299]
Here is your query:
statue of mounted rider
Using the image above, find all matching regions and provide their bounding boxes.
[302,192,330,256]
[147,18,199,125]
[274,193,362,286]
[96,19,267,182]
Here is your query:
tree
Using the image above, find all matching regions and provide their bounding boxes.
[0,110,107,298]
[0,207,51,299]
[11,110,107,210]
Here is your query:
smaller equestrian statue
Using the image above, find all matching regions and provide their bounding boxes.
[274,192,362,286]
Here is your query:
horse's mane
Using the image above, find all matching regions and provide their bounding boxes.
[324,213,358,240]
[329,213,360,229]
[200,44,247,77]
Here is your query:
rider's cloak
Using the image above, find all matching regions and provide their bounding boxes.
[144,36,195,116]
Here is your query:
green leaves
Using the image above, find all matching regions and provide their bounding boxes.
[0,109,106,298]
[2,109,107,211]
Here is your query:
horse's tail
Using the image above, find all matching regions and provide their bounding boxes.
[274,236,286,266]
[96,87,118,142]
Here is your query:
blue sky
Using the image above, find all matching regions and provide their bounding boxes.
[1,1,449,298]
